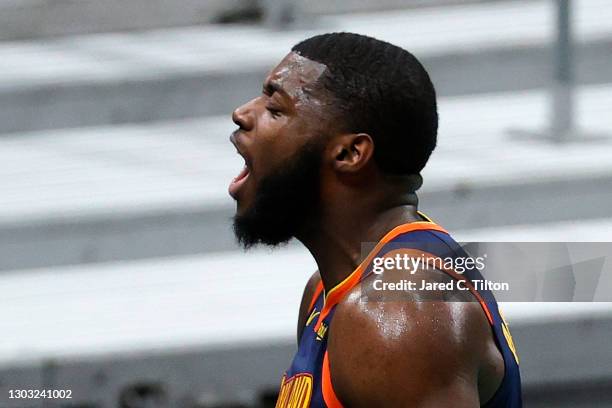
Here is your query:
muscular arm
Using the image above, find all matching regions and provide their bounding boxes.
[326,267,504,407]
[296,270,321,343]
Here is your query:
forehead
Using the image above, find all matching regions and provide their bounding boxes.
[266,52,327,99]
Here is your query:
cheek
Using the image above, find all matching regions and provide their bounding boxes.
[254,121,293,157]
[251,113,315,172]
[254,111,288,144]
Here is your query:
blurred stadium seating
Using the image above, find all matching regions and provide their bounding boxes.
[0,0,611,407]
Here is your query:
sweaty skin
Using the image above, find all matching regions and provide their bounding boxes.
[299,266,504,408]
[271,53,327,105]
[233,52,505,407]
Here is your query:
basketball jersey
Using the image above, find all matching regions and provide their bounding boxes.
[275,215,522,408]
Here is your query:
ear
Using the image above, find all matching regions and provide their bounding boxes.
[329,133,374,173]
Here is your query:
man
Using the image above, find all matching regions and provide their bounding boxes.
[228,32,521,407]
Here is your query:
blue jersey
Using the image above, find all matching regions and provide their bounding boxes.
[275,216,522,408]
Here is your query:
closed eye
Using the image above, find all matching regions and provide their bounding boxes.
[266,106,282,118]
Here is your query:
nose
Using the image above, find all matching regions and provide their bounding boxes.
[232,98,256,131]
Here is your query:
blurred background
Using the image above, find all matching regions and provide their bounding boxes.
[0,0,611,406]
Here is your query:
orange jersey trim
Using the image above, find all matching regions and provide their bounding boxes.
[432,261,494,324]
[322,351,344,408]
[314,221,448,331]
[308,280,325,313]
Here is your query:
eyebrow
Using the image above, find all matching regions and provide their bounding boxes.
[263,80,289,99]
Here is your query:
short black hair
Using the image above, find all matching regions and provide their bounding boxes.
[292,32,438,175]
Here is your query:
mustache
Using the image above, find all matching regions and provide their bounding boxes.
[229,129,240,145]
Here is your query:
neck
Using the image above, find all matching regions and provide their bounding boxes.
[297,191,421,294]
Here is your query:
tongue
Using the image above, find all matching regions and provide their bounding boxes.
[228,166,250,198]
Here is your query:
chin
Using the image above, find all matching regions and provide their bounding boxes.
[233,195,254,218]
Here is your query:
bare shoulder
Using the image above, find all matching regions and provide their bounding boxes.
[296,270,322,342]
[327,267,503,407]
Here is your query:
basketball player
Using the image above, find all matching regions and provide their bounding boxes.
[228,33,522,407]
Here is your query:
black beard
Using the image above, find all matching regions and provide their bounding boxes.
[233,140,323,249]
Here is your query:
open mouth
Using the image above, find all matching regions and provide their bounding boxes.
[228,161,250,199]
[228,131,253,200]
